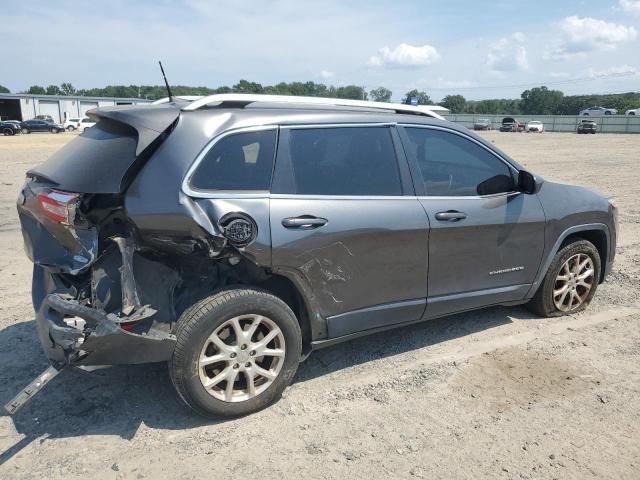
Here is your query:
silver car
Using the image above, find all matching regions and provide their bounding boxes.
[579,106,617,116]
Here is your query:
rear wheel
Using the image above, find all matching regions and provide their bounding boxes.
[66,126,75,131]
[527,240,600,317]
[169,288,302,418]
[21,128,30,134]
[3,128,13,136]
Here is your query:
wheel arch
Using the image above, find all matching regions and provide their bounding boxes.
[527,223,610,298]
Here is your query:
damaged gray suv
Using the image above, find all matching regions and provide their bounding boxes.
[13,94,617,418]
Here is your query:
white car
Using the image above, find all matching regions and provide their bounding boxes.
[625,108,640,116]
[63,117,81,131]
[79,117,96,132]
[579,106,617,116]
[526,120,544,133]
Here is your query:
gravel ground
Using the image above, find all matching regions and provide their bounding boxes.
[0,131,638,479]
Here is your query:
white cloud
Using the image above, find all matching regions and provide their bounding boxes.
[619,0,640,14]
[547,16,637,59]
[486,33,528,72]
[319,70,335,79]
[368,43,440,68]
[585,65,640,77]
[429,77,478,89]
[548,72,570,78]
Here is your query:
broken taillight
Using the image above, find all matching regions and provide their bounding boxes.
[36,190,79,225]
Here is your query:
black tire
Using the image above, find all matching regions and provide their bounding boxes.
[169,288,302,418]
[526,239,601,317]
[66,126,75,131]
[3,128,13,136]
[21,128,30,134]
[605,111,611,115]
[50,128,60,134]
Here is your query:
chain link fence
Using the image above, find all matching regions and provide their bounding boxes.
[443,114,640,133]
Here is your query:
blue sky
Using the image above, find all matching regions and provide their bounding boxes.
[2,0,639,100]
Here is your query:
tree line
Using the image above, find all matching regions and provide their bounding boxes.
[1,82,638,115]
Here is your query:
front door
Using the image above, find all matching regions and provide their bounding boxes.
[270,125,429,339]
[399,125,546,318]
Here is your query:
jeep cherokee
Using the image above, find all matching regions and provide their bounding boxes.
[12,94,617,418]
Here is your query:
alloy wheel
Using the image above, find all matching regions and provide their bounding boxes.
[198,314,286,402]
[553,253,595,312]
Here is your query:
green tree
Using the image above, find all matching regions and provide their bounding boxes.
[0,85,9,93]
[27,85,46,94]
[46,85,62,95]
[440,94,466,113]
[333,85,367,100]
[369,87,392,102]
[520,86,564,115]
[60,82,76,95]
[403,89,431,105]
[233,80,264,93]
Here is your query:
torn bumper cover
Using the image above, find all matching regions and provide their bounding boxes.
[34,267,176,366]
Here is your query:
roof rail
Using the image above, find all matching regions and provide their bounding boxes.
[180,94,445,119]
[151,95,204,105]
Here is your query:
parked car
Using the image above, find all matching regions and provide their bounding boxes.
[579,106,617,116]
[625,108,640,116]
[12,95,617,418]
[20,120,63,134]
[63,117,81,131]
[1,121,21,136]
[500,117,524,132]
[577,119,598,134]
[473,118,492,130]
[34,115,55,123]
[526,120,544,133]
[79,117,96,132]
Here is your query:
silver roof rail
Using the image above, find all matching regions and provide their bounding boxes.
[151,95,204,105]
[181,93,444,119]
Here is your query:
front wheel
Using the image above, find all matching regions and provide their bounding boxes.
[169,288,302,418]
[21,128,30,134]
[527,240,601,317]
[3,128,13,136]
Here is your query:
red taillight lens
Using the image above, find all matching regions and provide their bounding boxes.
[37,190,79,225]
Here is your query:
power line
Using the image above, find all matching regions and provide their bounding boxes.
[424,71,639,91]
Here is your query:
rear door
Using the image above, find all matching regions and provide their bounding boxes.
[399,125,546,318]
[270,124,429,339]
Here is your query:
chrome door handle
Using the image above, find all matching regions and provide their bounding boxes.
[435,210,467,222]
[282,216,328,229]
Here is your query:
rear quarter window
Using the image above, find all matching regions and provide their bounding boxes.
[189,129,277,191]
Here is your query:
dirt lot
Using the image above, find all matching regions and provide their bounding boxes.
[0,131,638,479]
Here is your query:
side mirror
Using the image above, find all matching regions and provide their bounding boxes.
[518,170,542,194]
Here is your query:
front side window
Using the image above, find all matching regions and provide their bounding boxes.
[282,127,402,196]
[403,127,515,196]
[190,129,277,191]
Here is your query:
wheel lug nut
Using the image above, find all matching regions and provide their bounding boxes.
[245,362,251,368]
[230,353,236,358]
[250,351,255,356]
[241,344,247,350]
[233,363,239,369]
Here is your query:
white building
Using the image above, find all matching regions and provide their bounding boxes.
[0,93,152,123]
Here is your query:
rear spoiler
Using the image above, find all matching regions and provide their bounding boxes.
[87,104,181,156]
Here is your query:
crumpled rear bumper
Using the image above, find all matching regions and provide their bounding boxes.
[33,265,176,366]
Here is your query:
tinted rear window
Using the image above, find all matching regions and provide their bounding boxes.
[190,129,277,191]
[279,127,402,196]
[27,119,138,193]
